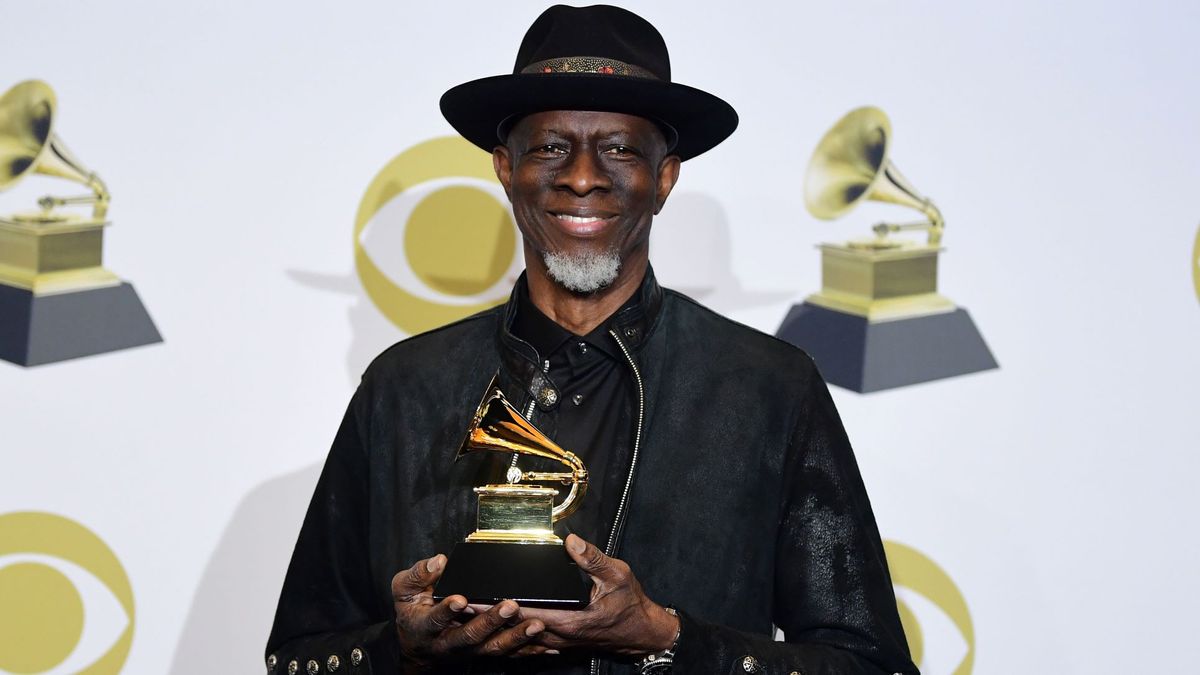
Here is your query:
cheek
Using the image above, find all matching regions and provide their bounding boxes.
[613,175,658,222]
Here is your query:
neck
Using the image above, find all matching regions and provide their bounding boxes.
[524,244,648,336]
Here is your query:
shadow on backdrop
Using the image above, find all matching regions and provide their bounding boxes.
[168,463,321,675]
[286,269,402,385]
[649,192,793,310]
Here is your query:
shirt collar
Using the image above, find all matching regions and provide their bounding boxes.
[511,281,635,361]
[498,266,664,411]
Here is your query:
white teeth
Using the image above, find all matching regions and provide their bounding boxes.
[556,214,603,224]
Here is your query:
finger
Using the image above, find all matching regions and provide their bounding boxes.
[510,645,560,657]
[421,595,470,635]
[564,534,619,582]
[528,629,571,650]
[474,619,546,656]
[392,554,447,600]
[436,600,520,652]
[519,608,581,649]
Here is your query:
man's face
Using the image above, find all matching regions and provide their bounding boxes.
[493,110,680,293]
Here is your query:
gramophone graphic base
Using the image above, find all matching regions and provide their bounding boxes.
[0,282,162,366]
[776,301,997,393]
[433,542,592,609]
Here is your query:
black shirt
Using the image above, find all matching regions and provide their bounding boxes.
[509,283,636,547]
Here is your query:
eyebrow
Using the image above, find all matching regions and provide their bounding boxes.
[532,128,639,140]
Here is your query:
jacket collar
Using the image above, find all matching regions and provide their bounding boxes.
[496,266,664,411]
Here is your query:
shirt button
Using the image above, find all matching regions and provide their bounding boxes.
[572,393,584,406]
[577,342,588,354]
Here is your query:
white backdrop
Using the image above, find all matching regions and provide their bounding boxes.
[2,1,1199,673]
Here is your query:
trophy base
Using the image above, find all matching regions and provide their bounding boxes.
[433,542,592,609]
[0,281,162,367]
[776,301,997,393]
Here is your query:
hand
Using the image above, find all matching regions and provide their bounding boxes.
[391,554,551,669]
[520,535,680,657]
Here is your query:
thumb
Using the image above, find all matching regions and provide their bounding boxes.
[565,534,613,579]
[392,554,446,599]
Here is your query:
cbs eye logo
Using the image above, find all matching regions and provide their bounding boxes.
[885,541,974,675]
[0,512,134,674]
[355,136,523,335]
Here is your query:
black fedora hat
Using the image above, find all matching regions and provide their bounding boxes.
[440,4,738,161]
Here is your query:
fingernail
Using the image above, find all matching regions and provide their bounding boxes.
[525,623,542,636]
[545,649,560,655]
[568,537,585,555]
[426,556,442,573]
[450,599,467,611]
[499,602,517,618]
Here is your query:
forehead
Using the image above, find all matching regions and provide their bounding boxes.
[510,110,663,141]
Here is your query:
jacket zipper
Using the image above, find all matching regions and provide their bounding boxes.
[509,397,538,473]
[591,329,646,675]
[509,362,546,471]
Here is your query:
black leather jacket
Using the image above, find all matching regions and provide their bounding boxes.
[266,270,917,675]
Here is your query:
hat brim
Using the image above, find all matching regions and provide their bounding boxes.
[440,73,738,162]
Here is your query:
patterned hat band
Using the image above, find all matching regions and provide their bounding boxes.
[520,56,661,80]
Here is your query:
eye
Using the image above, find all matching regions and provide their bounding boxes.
[603,145,636,157]
[531,144,567,157]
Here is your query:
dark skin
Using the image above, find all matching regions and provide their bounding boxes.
[494,109,681,334]
[391,110,682,668]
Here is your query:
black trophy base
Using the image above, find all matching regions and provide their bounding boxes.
[433,542,592,609]
[776,302,998,393]
[0,282,162,367]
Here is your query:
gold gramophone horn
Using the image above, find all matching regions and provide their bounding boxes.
[459,379,589,523]
[804,106,943,246]
[0,80,110,221]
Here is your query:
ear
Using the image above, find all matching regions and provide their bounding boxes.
[493,145,514,201]
[653,155,681,215]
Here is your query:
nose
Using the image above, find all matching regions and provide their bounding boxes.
[555,147,611,196]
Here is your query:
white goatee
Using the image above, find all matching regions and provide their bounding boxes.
[542,250,621,293]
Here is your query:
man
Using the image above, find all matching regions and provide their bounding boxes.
[267,5,916,675]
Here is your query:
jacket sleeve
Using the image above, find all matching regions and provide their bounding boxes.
[264,386,403,675]
[669,368,918,675]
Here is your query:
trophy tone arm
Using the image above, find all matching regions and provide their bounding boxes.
[37,177,111,221]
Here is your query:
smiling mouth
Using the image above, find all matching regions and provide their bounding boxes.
[550,212,616,235]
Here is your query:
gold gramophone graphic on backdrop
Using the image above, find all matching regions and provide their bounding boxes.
[776,106,996,392]
[0,80,160,366]
[433,377,593,608]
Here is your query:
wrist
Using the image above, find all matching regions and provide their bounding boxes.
[636,606,680,673]
[649,606,681,652]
